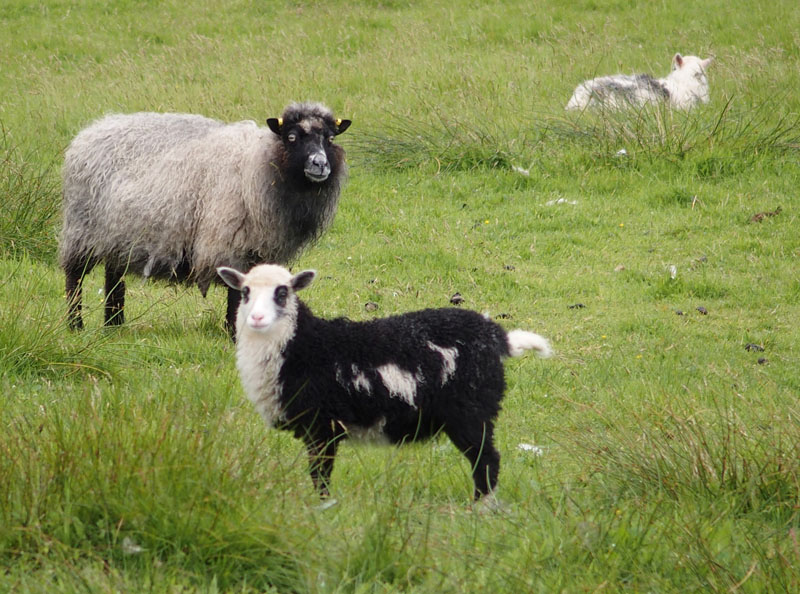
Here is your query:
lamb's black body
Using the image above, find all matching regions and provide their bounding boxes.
[276,303,511,499]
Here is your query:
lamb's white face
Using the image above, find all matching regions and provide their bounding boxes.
[671,55,713,105]
[216,264,315,337]
[242,279,291,333]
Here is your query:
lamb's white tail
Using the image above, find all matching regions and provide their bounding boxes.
[507,330,553,358]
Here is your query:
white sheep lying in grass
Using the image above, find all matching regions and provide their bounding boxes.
[217,263,553,502]
[566,54,713,111]
[59,102,351,336]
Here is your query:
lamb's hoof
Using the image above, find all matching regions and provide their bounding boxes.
[314,498,338,511]
[474,493,510,515]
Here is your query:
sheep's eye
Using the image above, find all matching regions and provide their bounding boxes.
[287,133,297,143]
[274,285,288,307]
[241,286,250,303]
[327,135,334,144]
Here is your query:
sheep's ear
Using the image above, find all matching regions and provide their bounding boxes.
[291,270,316,292]
[701,57,713,69]
[217,266,246,290]
[334,119,352,135]
[266,118,282,136]
[672,53,684,70]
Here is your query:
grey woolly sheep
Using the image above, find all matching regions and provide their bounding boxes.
[59,102,351,336]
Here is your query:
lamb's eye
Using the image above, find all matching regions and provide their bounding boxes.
[274,286,288,307]
[241,286,250,303]
[327,135,334,144]
[287,133,297,143]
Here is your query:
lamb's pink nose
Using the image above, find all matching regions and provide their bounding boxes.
[250,312,265,324]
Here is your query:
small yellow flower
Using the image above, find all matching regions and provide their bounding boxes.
[619,223,624,228]
[484,219,490,224]
[636,354,642,359]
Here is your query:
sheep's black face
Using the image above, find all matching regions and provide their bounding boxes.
[267,108,351,184]
[299,129,333,182]
[284,120,337,183]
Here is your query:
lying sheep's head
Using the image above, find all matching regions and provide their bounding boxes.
[668,54,713,107]
[217,264,315,337]
[267,102,351,183]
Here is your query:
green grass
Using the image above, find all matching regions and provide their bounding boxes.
[2,0,800,591]
[0,130,60,261]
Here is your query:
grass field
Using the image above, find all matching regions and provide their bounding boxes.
[2,1,799,591]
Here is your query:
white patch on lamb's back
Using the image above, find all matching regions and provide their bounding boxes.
[351,364,372,394]
[377,364,422,408]
[426,341,459,385]
[335,364,347,388]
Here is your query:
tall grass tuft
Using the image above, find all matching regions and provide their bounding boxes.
[0,261,123,381]
[0,384,307,592]
[351,98,800,178]
[548,95,800,168]
[330,503,425,591]
[350,106,520,173]
[572,394,800,516]
[0,125,61,262]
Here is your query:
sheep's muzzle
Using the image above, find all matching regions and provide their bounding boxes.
[304,151,331,182]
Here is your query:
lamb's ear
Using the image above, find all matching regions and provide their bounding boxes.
[334,119,352,135]
[701,57,713,69]
[266,117,282,136]
[672,53,684,70]
[217,267,246,291]
[291,270,316,292]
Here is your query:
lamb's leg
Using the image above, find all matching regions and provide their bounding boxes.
[445,422,500,500]
[104,263,126,326]
[225,285,241,340]
[65,262,86,330]
[305,436,340,499]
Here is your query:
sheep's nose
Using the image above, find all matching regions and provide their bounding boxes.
[304,152,331,181]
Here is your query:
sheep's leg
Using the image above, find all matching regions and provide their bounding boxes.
[445,422,500,500]
[104,264,126,326]
[305,436,340,498]
[225,286,240,339]
[65,262,86,330]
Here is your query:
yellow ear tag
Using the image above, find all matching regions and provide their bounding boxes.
[277,118,283,127]
[335,118,342,126]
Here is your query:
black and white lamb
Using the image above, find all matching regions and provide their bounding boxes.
[217,263,553,502]
[59,102,351,336]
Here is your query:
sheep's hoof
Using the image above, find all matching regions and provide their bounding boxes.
[314,498,338,511]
